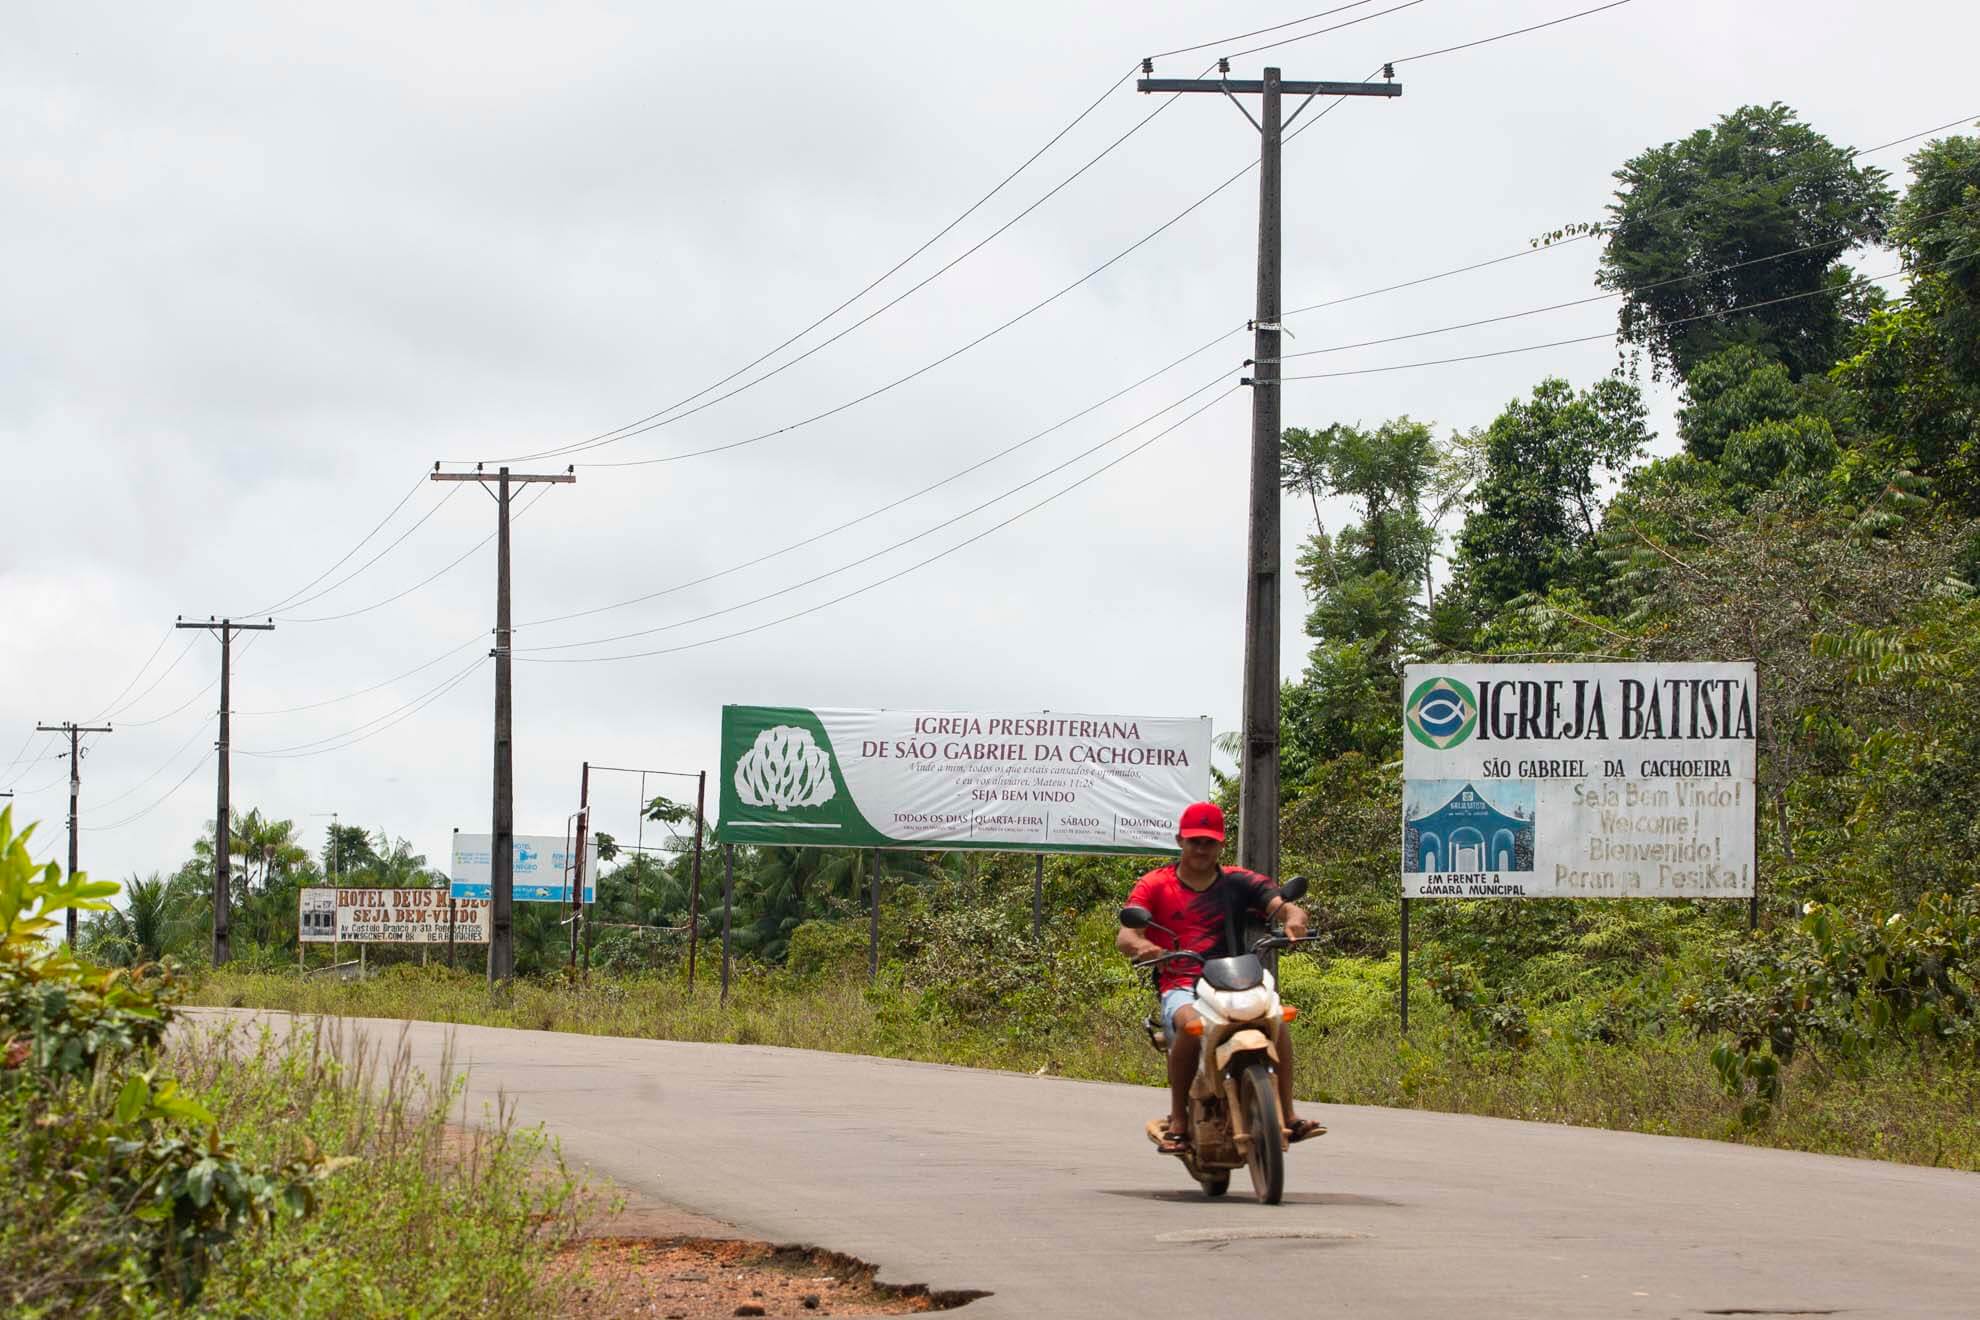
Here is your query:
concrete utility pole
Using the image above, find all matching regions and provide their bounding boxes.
[34,721,113,944]
[430,463,575,982]
[1137,60,1399,880]
[176,616,274,965]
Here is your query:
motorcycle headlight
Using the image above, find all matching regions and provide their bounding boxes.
[1219,987,1270,1020]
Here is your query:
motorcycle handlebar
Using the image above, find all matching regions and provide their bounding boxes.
[1251,933,1325,954]
[1131,950,1206,971]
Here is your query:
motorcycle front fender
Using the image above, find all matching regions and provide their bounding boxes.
[1214,1028,1277,1074]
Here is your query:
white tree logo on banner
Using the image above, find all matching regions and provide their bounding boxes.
[735,725,838,811]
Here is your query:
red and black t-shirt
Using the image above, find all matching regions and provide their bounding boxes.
[1126,863,1282,992]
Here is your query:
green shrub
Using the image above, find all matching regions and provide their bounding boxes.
[0,807,332,1310]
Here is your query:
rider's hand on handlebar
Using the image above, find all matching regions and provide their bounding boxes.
[1279,904,1311,940]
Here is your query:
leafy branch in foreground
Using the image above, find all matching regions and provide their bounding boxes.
[1,805,338,1309]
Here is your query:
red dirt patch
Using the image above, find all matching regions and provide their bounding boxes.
[551,1235,981,1318]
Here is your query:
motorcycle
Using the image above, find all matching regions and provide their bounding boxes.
[1120,875,1319,1205]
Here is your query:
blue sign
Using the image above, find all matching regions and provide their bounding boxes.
[449,833,597,904]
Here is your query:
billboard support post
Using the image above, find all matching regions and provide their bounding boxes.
[688,771,706,989]
[868,849,880,982]
[448,896,457,969]
[1399,896,1410,1035]
[1033,854,1044,944]
[1750,781,1761,932]
[720,845,735,1005]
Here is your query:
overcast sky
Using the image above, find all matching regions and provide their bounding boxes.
[4,0,1973,884]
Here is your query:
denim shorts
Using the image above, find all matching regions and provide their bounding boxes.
[1159,987,1196,1036]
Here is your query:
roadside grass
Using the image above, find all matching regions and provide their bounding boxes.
[169,1017,587,1318]
[191,958,1980,1172]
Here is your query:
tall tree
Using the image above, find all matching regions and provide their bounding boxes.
[1598,103,1894,381]
[1450,376,1650,616]
[1832,129,1980,512]
[1280,417,1442,771]
[321,823,378,882]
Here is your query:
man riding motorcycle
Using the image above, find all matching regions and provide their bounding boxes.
[1116,801,1325,1155]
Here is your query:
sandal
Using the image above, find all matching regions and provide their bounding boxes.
[1146,1117,1190,1155]
[1285,1117,1328,1144]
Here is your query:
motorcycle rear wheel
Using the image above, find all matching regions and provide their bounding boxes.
[1240,1062,1285,1205]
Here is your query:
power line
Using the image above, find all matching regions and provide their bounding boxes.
[1149,0,1397,60]
[574,144,1260,472]
[236,654,489,758]
[113,677,219,729]
[233,634,487,717]
[516,322,1244,630]
[559,0,1623,472]
[519,386,1242,666]
[1271,265,1911,382]
[101,636,200,722]
[517,370,1235,654]
[88,719,215,811]
[502,62,1234,468]
[79,751,214,833]
[237,471,432,618]
[0,730,44,781]
[1222,0,1427,60]
[85,625,175,723]
[511,92,1951,645]
[480,67,1148,465]
[481,2,1431,469]
[1386,0,1639,65]
[1271,201,1977,362]
[275,484,554,624]
[263,481,466,617]
[1279,109,1979,323]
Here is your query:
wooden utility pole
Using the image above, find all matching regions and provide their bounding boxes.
[34,721,113,944]
[570,761,589,972]
[1137,61,1398,880]
[175,616,275,964]
[430,463,575,982]
[686,769,706,988]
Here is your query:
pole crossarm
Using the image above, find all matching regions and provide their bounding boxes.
[429,471,575,484]
[1137,78,1400,96]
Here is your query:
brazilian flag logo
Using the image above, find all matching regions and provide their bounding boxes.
[1406,677,1477,749]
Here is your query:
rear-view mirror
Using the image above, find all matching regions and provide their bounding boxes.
[1279,875,1309,903]
[1119,905,1153,929]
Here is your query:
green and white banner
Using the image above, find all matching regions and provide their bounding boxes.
[1401,662,1757,899]
[715,705,1212,854]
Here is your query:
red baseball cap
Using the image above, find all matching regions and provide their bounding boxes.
[1177,801,1225,841]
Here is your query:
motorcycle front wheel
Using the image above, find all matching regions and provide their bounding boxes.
[1240,1062,1285,1205]
[1196,1170,1230,1197]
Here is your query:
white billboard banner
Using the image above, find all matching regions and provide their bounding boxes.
[715,705,1213,853]
[300,887,491,944]
[1401,663,1757,899]
[449,834,598,903]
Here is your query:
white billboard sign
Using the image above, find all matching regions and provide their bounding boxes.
[449,834,598,903]
[1401,663,1756,899]
[299,887,491,944]
[715,705,1213,853]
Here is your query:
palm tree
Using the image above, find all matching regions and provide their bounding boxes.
[232,809,307,892]
[93,873,188,966]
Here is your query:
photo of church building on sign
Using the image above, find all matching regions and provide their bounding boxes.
[1404,780,1537,874]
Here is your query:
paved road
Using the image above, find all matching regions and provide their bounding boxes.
[190,1010,1978,1318]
